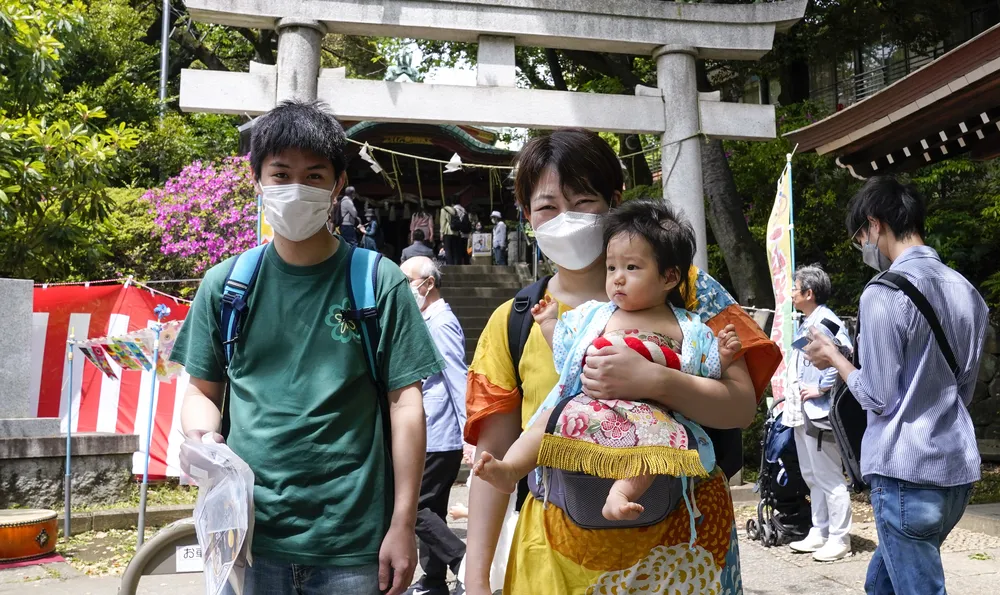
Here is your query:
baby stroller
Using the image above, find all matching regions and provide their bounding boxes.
[745,398,811,547]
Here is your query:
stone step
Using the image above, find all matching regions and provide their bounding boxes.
[443,280,522,290]
[440,287,518,299]
[441,271,520,285]
[454,317,489,333]
[448,292,509,302]
[440,265,520,275]
[446,297,511,312]
[451,311,501,323]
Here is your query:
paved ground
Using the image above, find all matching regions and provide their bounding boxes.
[5,484,1000,595]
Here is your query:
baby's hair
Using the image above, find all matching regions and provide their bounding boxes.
[603,198,696,308]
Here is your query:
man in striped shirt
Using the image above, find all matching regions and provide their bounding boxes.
[805,176,988,595]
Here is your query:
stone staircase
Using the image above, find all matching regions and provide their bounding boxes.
[438,265,528,364]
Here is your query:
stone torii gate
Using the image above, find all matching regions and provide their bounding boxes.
[180,0,808,269]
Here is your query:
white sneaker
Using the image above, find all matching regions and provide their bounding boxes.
[788,529,827,553]
[812,538,851,562]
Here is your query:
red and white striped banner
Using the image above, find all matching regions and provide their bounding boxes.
[32,284,190,478]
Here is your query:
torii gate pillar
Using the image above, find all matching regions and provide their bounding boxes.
[275,19,327,102]
[654,45,706,263]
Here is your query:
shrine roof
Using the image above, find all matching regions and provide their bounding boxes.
[785,24,1000,178]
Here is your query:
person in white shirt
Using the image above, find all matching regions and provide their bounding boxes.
[788,264,854,562]
[490,211,507,266]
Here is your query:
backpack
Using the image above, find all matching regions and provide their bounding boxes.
[505,277,744,513]
[217,243,393,512]
[331,199,345,231]
[450,208,472,234]
[829,270,959,493]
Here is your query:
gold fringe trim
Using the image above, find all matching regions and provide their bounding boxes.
[537,434,710,480]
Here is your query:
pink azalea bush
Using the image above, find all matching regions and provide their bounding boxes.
[144,156,258,274]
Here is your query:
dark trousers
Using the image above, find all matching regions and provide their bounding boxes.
[340,225,358,246]
[444,235,464,265]
[415,450,465,587]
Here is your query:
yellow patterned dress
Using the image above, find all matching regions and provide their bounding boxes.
[464,268,780,595]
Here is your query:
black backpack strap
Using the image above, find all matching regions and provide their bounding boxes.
[506,275,551,510]
[870,271,959,377]
[507,276,551,393]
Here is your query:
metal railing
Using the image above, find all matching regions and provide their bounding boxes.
[809,53,937,111]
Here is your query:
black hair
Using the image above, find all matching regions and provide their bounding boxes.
[514,128,623,212]
[603,199,695,308]
[412,228,426,242]
[845,176,926,240]
[250,100,348,179]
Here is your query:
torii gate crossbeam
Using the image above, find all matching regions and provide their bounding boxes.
[180,0,809,269]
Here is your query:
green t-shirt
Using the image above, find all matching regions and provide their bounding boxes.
[171,241,443,566]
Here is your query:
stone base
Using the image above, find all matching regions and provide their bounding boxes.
[471,253,492,266]
[0,433,138,510]
[0,417,61,438]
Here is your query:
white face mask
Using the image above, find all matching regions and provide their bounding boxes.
[261,184,333,242]
[410,278,430,310]
[533,212,604,271]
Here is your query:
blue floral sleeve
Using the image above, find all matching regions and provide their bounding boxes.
[674,306,722,379]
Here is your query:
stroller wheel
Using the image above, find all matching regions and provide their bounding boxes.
[746,519,759,541]
[762,520,777,547]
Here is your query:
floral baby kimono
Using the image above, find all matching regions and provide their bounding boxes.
[529,300,723,481]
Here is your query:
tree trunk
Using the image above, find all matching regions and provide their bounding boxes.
[694,49,774,308]
[701,138,775,308]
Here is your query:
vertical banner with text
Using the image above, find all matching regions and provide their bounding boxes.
[765,159,798,416]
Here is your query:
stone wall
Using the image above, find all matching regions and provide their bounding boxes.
[972,323,1000,439]
[0,433,138,509]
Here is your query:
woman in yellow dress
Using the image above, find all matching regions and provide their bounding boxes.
[462,129,781,595]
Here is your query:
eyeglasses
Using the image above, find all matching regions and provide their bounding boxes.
[850,221,869,252]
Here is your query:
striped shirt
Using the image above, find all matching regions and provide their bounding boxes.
[794,305,853,421]
[847,246,987,486]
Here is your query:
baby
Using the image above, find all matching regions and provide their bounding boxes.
[474,199,742,521]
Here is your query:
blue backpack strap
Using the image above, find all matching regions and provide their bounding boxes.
[346,244,384,392]
[218,244,267,440]
[220,244,268,367]
[344,244,393,524]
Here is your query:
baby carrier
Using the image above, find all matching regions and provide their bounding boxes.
[507,277,738,533]
[745,398,811,547]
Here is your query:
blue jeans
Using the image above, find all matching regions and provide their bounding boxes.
[225,555,381,595]
[866,474,973,595]
[493,245,506,265]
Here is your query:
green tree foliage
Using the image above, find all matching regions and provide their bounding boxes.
[95,188,200,296]
[59,1,240,187]
[727,103,1000,314]
[0,0,83,112]
[0,1,142,281]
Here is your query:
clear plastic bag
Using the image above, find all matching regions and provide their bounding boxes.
[180,438,255,595]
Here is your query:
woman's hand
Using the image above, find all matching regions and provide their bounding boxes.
[581,343,659,400]
[800,386,825,401]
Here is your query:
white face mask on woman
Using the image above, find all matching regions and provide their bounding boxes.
[261,184,333,242]
[532,212,604,271]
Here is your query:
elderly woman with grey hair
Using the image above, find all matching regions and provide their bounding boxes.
[787,264,855,562]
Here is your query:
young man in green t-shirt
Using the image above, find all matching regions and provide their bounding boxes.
[172,100,443,595]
